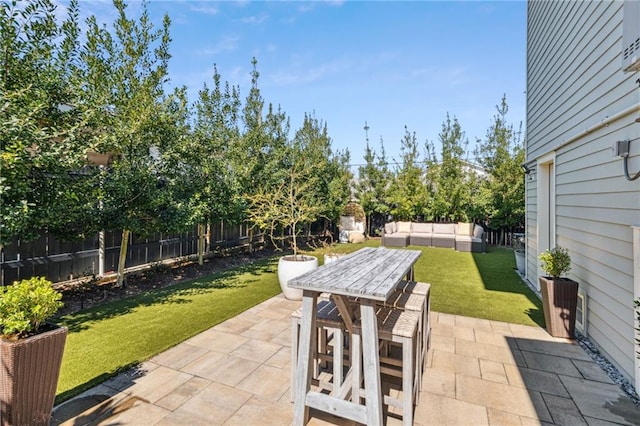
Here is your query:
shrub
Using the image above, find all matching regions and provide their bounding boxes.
[0,277,63,340]
[539,246,571,279]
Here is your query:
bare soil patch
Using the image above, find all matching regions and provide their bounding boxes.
[55,248,278,317]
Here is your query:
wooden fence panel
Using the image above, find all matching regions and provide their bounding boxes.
[0,222,242,286]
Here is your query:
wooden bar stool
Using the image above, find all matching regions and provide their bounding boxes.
[378,288,427,391]
[291,299,348,401]
[351,307,421,426]
[396,281,432,367]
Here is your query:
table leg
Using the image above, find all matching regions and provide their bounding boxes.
[360,299,383,426]
[293,291,318,426]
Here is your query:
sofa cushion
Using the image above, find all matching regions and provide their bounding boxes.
[456,222,473,236]
[397,221,412,233]
[412,222,432,233]
[384,222,396,234]
[473,224,484,238]
[432,223,455,234]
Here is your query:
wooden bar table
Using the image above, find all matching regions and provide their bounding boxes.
[289,246,422,425]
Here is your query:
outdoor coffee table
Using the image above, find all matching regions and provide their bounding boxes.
[288,246,422,425]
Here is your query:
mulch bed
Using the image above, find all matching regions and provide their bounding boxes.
[55,248,279,317]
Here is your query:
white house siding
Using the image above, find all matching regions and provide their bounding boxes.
[526,0,640,385]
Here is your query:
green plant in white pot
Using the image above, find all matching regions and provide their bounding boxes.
[247,154,320,300]
[0,277,67,425]
[538,247,579,339]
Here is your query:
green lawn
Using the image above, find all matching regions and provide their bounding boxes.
[409,245,543,326]
[55,240,543,403]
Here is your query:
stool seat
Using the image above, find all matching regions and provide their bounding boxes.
[397,280,431,295]
[291,299,343,325]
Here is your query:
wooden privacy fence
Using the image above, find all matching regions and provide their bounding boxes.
[1,220,524,286]
[0,222,254,286]
[484,226,525,247]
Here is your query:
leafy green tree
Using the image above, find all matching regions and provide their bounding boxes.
[430,114,473,221]
[356,138,392,235]
[292,112,351,232]
[387,126,427,220]
[189,65,242,263]
[475,95,525,243]
[79,0,186,285]
[0,0,98,245]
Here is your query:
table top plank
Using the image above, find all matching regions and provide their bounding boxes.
[288,247,421,301]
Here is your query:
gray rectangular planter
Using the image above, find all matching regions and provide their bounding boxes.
[539,276,578,339]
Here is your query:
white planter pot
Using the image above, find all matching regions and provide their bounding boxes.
[277,255,318,301]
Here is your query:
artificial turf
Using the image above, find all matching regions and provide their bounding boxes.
[54,240,543,403]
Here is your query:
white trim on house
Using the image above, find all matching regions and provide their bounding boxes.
[535,153,556,289]
[633,225,640,392]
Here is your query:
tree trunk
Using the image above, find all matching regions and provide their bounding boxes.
[116,229,130,287]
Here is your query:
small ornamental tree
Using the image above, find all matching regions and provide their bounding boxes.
[539,246,571,279]
[0,277,63,340]
[246,150,321,259]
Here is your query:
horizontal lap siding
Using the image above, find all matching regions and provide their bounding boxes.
[527,0,640,382]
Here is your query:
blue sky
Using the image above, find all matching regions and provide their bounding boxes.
[63,0,527,168]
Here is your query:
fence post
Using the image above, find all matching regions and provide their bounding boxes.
[98,231,105,277]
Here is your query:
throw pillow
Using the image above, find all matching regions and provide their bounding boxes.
[397,221,412,233]
[384,222,395,234]
[457,222,473,236]
[473,224,484,238]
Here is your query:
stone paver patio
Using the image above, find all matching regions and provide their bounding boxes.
[52,294,640,425]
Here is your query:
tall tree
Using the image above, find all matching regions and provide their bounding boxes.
[0,0,95,245]
[475,95,525,243]
[430,114,472,221]
[292,112,351,230]
[387,126,427,220]
[356,138,392,235]
[80,0,183,285]
[189,65,242,263]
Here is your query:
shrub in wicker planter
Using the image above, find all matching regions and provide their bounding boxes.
[0,277,66,426]
[538,247,579,339]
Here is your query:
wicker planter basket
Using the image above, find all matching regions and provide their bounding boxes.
[539,276,578,339]
[1,325,68,426]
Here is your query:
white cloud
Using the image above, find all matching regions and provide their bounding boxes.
[239,13,268,24]
[269,58,353,86]
[189,4,219,16]
[197,35,240,56]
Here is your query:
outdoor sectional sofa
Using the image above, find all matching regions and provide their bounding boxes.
[381,221,486,252]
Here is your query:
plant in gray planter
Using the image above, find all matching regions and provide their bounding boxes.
[513,233,526,275]
[538,246,579,339]
[0,277,66,425]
